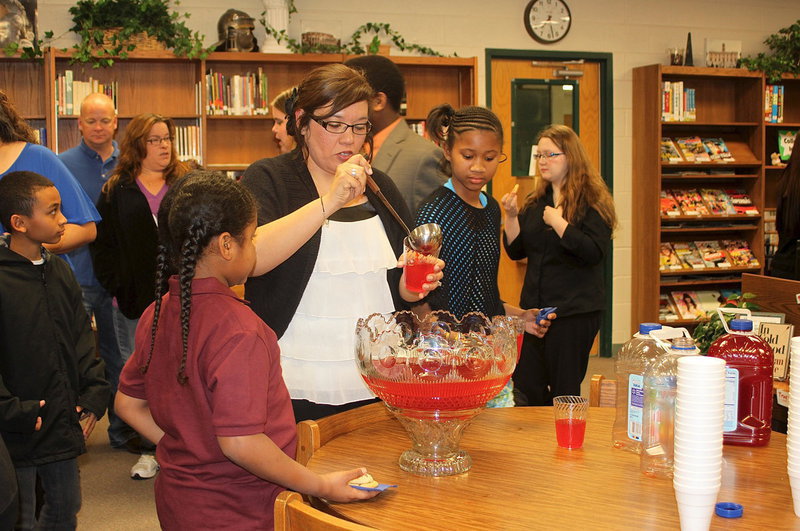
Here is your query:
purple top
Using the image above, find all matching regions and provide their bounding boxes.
[135,178,168,222]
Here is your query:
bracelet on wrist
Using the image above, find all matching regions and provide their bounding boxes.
[320,196,329,227]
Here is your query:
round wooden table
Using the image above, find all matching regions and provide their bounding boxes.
[307,407,800,530]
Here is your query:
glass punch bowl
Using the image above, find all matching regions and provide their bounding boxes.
[355,311,520,477]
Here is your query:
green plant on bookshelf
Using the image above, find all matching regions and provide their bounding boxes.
[258,10,443,56]
[3,30,58,59]
[692,293,759,354]
[68,0,208,67]
[346,23,443,56]
[740,19,800,83]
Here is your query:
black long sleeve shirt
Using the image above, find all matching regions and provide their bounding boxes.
[503,186,611,317]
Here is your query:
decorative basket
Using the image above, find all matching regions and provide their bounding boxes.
[93,27,166,52]
[301,32,340,48]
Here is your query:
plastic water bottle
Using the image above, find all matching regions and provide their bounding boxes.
[641,337,699,477]
[707,318,774,446]
[612,323,674,453]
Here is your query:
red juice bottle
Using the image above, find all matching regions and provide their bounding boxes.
[707,318,774,447]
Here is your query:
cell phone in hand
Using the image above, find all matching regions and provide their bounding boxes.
[537,307,557,325]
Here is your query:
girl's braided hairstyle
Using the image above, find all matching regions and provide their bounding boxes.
[140,170,257,384]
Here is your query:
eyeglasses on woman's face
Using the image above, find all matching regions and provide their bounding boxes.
[311,116,372,135]
[534,152,565,161]
[145,136,173,146]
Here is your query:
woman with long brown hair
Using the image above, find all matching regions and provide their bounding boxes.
[501,124,616,406]
[91,113,188,479]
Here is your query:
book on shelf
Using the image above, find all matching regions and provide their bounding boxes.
[779,130,796,162]
[205,69,269,116]
[659,190,681,217]
[765,85,785,124]
[174,124,201,166]
[55,71,118,116]
[695,290,724,315]
[661,137,683,163]
[64,70,73,115]
[699,188,736,215]
[410,121,427,137]
[670,290,706,320]
[672,241,706,270]
[675,136,711,163]
[695,240,732,268]
[723,189,759,215]
[721,239,760,268]
[659,242,685,270]
[659,294,680,322]
[662,82,695,122]
[763,207,776,232]
[670,188,710,216]
[701,138,735,162]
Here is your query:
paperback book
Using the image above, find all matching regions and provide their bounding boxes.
[670,291,707,320]
[673,241,706,270]
[661,137,684,163]
[660,190,681,217]
[722,239,760,268]
[695,290,724,315]
[695,240,731,268]
[702,138,735,162]
[659,294,680,322]
[699,188,736,215]
[676,136,711,162]
[779,130,796,161]
[670,189,710,216]
[660,242,684,270]
[757,322,794,380]
[723,189,759,215]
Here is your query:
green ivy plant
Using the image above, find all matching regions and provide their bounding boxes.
[3,31,58,59]
[691,293,759,354]
[740,19,800,83]
[69,0,208,67]
[346,23,442,56]
[259,12,444,56]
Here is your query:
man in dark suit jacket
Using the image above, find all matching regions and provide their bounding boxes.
[344,55,445,215]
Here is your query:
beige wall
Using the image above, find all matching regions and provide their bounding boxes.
[38,0,800,344]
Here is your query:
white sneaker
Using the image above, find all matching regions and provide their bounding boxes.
[130,454,159,480]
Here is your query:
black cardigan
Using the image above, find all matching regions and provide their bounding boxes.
[91,179,160,319]
[503,185,611,317]
[241,151,413,338]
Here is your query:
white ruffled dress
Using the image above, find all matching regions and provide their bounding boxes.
[278,213,398,405]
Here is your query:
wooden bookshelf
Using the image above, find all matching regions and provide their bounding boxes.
[633,64,772,329]
[28,49,476,170]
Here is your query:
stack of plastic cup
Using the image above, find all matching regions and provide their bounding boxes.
[673,355,726,531]
[788,337,800,516]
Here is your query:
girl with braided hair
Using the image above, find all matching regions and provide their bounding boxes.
[115,171,377,530]
[502,124,616,406]
[415,104,554,408]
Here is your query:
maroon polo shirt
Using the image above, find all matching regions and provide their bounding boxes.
[120,276,296,529]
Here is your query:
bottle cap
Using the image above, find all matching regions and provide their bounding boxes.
[671,337,697,350]
[639,323,662,334]
[730,319,753,331]
[715,502,743,518]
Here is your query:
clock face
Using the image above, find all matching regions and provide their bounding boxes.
[524,0,572,44]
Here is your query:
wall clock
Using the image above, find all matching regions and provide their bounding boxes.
[524,0,572,44]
